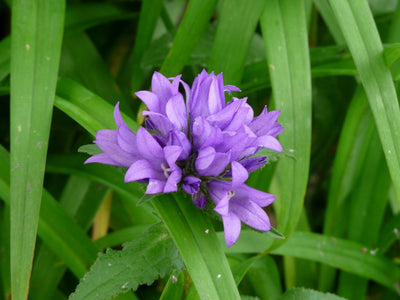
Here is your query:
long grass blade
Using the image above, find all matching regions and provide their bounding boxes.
[10,1,65,298]
[260,0,311,246]
[329,0,400,205]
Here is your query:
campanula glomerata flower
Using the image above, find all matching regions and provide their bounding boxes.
[85,70,283,247]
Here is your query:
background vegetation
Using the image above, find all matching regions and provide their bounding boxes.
[0,0,399,299]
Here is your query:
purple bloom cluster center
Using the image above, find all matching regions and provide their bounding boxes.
[85,70,283,247]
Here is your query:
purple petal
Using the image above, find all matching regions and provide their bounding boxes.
[231,161,248,187]
[192,192,207,209]
[167,131,191,160]
[136,91,160,113]
[206,99,244,130]
[164,167,181,193]
[163,145,182,166]
[221,213,241,247]
[143,111,175,136]
[214,192,230,216]
[146,179,165,194]
[195,147,231,176]
[234,184,275,207]
[182,176,201,194]
[192,117,223,150]
[136,127,164,160]
[125,159,162,182]
[230,199,271,231]
[84,153,121,166]
[239,156,267,173]
[224,84,241,93]
[256,135,283,152]
[166,93,188,132]
[94,129,137,167]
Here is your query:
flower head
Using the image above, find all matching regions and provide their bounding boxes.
[85,70,283,247]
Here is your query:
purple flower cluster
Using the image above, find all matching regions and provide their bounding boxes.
[85,70,283,247]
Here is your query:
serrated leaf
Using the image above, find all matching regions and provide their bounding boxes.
[278,288,346,300]
[78,144,102,156]
[70,224,184,300]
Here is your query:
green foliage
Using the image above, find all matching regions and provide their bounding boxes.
[70,224,184,300]
[1,0,400,299]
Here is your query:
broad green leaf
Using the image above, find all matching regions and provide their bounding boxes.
[278,288,346,300]
[10,1,65,299]
[208,0,266,84]
[329,0,400,205]
[160,0,217,76]
[260,0,312,247]
[152,193,241,300]
[70,224,184,300]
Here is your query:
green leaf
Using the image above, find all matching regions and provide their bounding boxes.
[70,224,184,300]
[247,256,282,300]
[224,230,400,293]
[152,193,241,300]
[329,0,400,206]
[208,0,266,84]
[159,270,185,300]
[278,288,346,300]
[160,0,217,76]
[10,1,65,299]
[130,0,164,92]
[64,3,136,34]
[260,0,312,247]
[0,146,98,281]
[55,77,139,135]
[265,227,285,240]
[78,144,102,156]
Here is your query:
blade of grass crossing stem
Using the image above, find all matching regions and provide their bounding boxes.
[10,1,65,299]
[152,193,240,300]
[260,0,311,247]
[207,0,265,84]
[329,0,400,205]
[160,0,217,77]
[131,0,163,92]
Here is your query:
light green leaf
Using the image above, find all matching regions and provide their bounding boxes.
[260,0,311,247]
[329,0,400,205]
[10,1,65,299]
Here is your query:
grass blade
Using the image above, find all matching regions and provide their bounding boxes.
[160,0,217,77]
[260,0,311,246]
[153,193,240,300]
[10,1,65,298]
[208,0,265,84]
[224,231,400,293]
[329,0,400,205]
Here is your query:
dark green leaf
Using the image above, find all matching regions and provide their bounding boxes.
[70,224,184,300]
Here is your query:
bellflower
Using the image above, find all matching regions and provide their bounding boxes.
[85,70,283,247]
